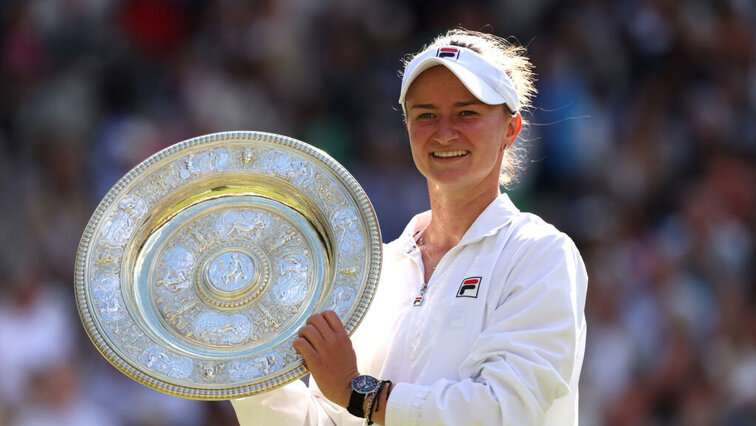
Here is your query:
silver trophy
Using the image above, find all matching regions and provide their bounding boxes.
[75,131,382,400]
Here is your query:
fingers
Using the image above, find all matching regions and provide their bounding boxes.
[292,337,315,364]
[306,311,332,333]
[295,311,349,359]
[293,311,359,408]
[298,322,326,350]
[296,312,338,355]
[322,310,347,334]
[303,311,346,337]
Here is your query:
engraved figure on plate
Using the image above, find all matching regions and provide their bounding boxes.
[96,244,123,266]
[263,151,313,186]
[140,345,193,379]
[272,255,310,305]
[217,210,268,239]
[198,360,225,382]
[93,274,123,322]
[101,195,148,246]
[325,286,356,320]
[194,312,251,346]
[228,359,261,382]
[331,207,364,254]
[207,251,255,292]
[253,351,282,376]
[109,318,149,356]
[156,246,195,292]
[178,148,229,179]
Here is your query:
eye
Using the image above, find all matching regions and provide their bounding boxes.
[459,110,478,117]
[416,112,435,120]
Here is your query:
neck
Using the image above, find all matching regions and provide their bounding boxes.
[421,183,499,249]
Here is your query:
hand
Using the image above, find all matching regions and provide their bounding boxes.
[293,310,358,408]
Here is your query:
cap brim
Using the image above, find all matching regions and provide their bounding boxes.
[399,58,507,106]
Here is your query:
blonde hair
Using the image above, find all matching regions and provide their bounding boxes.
[402,29,537,188]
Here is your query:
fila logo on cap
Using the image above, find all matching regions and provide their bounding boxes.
[436,47,460,60]
[457,277,482,298]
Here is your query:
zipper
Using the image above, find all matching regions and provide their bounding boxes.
[412,245,455,307]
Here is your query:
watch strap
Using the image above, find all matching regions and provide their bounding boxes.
[347,389,366,418]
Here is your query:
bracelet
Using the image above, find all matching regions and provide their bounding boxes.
[372,380,392,416]
[366,380,392,424]
[364,380,383,425]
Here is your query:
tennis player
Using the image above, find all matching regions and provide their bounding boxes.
[233,28,588,426]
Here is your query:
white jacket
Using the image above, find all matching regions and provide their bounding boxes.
[233,194,588,425]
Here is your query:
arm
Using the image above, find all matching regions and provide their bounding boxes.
[297,235,587,425]
[295,310,394,425]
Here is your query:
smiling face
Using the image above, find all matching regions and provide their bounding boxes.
[404,65,521,194]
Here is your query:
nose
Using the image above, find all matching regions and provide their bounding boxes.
[432,115,458,145]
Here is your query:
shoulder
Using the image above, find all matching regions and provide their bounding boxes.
[506,211,579,255]
[490,211,585,290]
[488,212,587,313]
[470,194,577,256]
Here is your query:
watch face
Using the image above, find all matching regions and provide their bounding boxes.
[351,375,379,394]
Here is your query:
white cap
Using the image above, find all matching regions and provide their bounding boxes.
[398,45,519,114]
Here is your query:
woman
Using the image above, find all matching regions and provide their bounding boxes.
[233,29,587,426]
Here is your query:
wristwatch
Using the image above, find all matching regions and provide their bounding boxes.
[347,374,380,418]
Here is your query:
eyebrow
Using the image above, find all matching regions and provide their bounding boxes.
[408,100,485,110]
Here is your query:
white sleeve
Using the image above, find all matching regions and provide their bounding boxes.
[232,377,366,426]
[385,233,588,426]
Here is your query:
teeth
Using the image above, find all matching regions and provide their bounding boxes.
[433,150,468,158]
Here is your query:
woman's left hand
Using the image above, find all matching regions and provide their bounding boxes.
[293,310,359,408]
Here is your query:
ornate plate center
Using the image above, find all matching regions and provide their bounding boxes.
[207,250,256,293]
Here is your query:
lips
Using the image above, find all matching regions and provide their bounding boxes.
[432,150,469,158]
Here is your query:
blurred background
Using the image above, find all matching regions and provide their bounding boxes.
[0,0,754,425]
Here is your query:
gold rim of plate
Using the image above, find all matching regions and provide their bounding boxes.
[74,131,382,400]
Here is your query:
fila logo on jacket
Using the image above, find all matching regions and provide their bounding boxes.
[456,277,482,298]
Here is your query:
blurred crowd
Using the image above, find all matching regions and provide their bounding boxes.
[0,0,754,425]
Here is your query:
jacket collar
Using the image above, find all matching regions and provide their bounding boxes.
[395,193,520,253]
